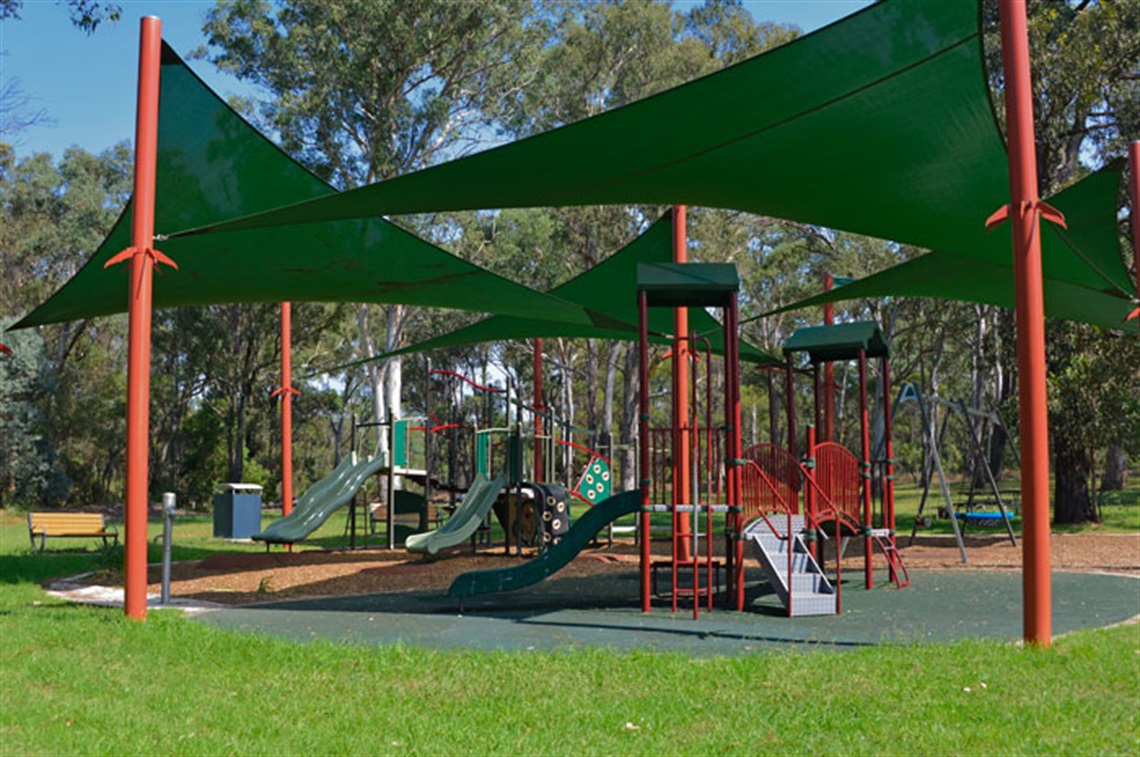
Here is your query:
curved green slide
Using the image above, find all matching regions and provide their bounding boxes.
[405,473,506,555]
[253,452,388,544]
[447,489,641,597]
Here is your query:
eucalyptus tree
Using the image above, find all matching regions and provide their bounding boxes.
[0,145,132,504]
[198,0,553,460]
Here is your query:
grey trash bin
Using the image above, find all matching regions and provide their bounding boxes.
[213,483,263,538]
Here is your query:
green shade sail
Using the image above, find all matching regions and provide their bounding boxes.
[783,321,890,363]
[760,163,1136,330]
[343,216,780,369]
[12,45,592,330]
[169,0,1132,310]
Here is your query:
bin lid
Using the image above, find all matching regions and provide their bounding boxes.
[214,483,264,493]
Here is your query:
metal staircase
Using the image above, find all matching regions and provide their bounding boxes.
[745,515,837,616]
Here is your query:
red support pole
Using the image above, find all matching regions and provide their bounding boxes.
[1129,142,1139,335]
[672,206,693,562]
[882,355,897,583]
[121,17,163,621]
[534,337,544,482]
[726,294,745,612]
[823,273,836,442]
[858,349,873,590]
[280,302,294,517]
[638,291,652,613]
[999,0,1052,647]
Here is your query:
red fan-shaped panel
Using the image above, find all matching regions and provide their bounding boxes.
[740,443,801,523]
[813,442,861,524]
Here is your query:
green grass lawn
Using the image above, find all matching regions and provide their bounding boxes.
[1,505,1138,756]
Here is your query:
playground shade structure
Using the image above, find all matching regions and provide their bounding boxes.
[11,46,593,331]
[762,164,1134,330]
[405,473,507,556]
[165,0,1135,328]
[448,489,642,598]
[254,453,388,544]
[365,216,780,367]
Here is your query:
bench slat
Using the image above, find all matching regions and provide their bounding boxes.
[28,512,117,552]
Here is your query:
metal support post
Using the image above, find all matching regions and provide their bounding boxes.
[998,0,1052,647]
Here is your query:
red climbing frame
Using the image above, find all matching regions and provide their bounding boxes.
[637,262,742,619]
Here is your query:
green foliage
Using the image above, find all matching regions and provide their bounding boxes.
[179,409,227,508]
[0,320,67,507]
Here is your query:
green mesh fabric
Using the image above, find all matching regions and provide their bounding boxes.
[762,163,1136,330]
[12,45,592,330]
[171,0,1133,311]
[346,216,780,368]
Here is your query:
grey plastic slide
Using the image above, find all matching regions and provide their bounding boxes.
[253,452,388,544]
[405,473,506,555]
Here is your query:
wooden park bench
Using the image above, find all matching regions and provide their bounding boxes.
[27,512,118,553]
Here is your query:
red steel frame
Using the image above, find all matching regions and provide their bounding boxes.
[638,291,652,612]
[638,273,742,617]
[672,206,693,562]
[271,302,300,518]
[999,0,1052,648]
[779,345,897,592]
[117,18,164,620]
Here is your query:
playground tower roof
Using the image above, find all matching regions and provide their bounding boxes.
[783,321,890,363]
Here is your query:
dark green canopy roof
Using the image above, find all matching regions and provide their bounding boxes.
[345,217,780,368]
[637,263,740,308]
[784,321,890,363]
[761,164,1136,329]
[12,45,592,330]
[169,0,1132,318]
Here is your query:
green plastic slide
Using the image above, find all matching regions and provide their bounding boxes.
[405,473,506,555]
[253,452,388,544]
[447,489,641,597]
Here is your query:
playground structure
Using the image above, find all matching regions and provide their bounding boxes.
[11,2,1137,648]
[445,273,912,620]
[252,410,435,549]
[635,262,744,619]
[740,321,909,616]
[892,383,1019,561]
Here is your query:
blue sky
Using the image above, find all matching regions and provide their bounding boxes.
[2,0,871,160]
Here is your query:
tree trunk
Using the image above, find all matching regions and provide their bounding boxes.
[620,342,639,492]
[586,338,599,446]
[1101,444,1128,491]
[603,341,617,438]
[1052,429,1097,525]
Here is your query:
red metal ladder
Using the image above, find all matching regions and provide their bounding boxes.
[871,529,910,588]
